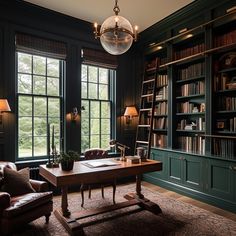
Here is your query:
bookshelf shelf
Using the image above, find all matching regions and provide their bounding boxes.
[218,67,236,73]
[176,130,205,133]
[176,94,205,100]
[153,129,168,132]
[216,110,236,114]
[176,75,205,84]
[153,114,168,118]
[216,89,236,94]
[176,112,205,116]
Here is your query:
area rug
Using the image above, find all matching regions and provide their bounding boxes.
[13,183,236,236]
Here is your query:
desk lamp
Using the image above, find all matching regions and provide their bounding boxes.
[109,139,130,161]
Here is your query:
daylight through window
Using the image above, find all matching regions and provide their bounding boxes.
[17,52,64,158]
[81,64,116,152]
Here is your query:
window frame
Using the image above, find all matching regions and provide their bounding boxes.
[16,51,65,160]
[81,64,116,153]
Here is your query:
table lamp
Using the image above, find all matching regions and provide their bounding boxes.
[0,99,11,124]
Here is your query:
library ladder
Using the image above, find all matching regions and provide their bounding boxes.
[135,58,159,159]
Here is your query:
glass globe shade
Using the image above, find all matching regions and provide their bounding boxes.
[100,15,134,55]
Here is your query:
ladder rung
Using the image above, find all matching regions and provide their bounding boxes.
[138,125,151,128]
[143,79,155,84]
[140,108,152,112]
[141,93,153,98]
[136,141,149,144]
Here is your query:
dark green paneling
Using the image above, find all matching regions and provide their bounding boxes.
[168,154,182,183]
[144,148,236,213]
[183,154,203,191]
[0,0,133,161]
[149,149,167,179]
[207,159,234,201]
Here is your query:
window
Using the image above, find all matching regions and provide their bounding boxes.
[17,52,64,158]
[81,64,116,152]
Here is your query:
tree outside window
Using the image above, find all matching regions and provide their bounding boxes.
[81,64,115,153]
[17,52,64,158]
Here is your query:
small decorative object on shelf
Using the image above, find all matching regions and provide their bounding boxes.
[136,146,147,161]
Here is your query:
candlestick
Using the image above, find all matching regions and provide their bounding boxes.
[52,125,55,152]
[46,123,52,168]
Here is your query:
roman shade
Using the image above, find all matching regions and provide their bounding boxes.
[15,33,67,60]
[82,48,118,69]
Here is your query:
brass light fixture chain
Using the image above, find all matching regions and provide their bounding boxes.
[113,0,120,15]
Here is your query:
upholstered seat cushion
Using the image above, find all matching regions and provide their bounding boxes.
[2,191,53,218]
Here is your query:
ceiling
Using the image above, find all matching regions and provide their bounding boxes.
[24,0,194,32]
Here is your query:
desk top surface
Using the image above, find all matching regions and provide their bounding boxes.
[39,157,162,186]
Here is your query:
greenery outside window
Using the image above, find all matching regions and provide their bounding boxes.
[81,64,116,152]
[17,52,64,159]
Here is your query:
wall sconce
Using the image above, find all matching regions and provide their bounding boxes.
[124,106,138,124]
[0,99,11,124]
[71,107,78,121]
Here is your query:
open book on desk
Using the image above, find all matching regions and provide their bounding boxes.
[82,159,120,168]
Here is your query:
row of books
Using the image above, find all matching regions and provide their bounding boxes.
[177,117,205,131]
[160,57,168,66]
[214,29,236,47]
[178,62,205,81]
[214,74,231,91]
[177,136,205,154]
[229,117,236,132]
[174,43,205,60]
[152,134,167,148]
[177,102,205,114]
[178,81,205,96]
[154,102,168,115]
[213,138,235,159]
[146,59,157,71]
[153,117,168,129]
[217,96,236,111]
[157,74,168,87]
[156,86,168,101]
[216,117,236,132]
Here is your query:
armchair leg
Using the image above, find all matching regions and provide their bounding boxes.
[101,185,104,198]
[112,180,116,204]
[80,184,84,207]
[45,213,51,224]
[88,185,91,199]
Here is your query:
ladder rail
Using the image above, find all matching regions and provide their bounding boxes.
[134,58,159,159]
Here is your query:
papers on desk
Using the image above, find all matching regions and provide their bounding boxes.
[83,160,120,168]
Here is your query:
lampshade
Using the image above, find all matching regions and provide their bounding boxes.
[0,99,11,112]
[94,0,138,55]
[124,106,138,117]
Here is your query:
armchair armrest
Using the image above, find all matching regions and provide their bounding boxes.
[0,192,10,214]
[30,179,49,192]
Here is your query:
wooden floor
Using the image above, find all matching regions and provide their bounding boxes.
[142,181,236,222]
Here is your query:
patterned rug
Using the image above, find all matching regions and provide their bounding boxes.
[13,183,236,236]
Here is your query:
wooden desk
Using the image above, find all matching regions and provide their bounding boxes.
[40,158,162,235]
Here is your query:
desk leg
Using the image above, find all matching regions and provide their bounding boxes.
[54,186,83,235]
[61,186,71,217]
[124,174,162,215]
[136,174,144,199]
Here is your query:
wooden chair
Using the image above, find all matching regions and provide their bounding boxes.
[80,149,116,207]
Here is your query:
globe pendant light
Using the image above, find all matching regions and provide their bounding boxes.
[94,0,138,55]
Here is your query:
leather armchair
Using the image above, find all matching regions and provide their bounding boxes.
[80,149,116,207]
[0,161,53,235]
